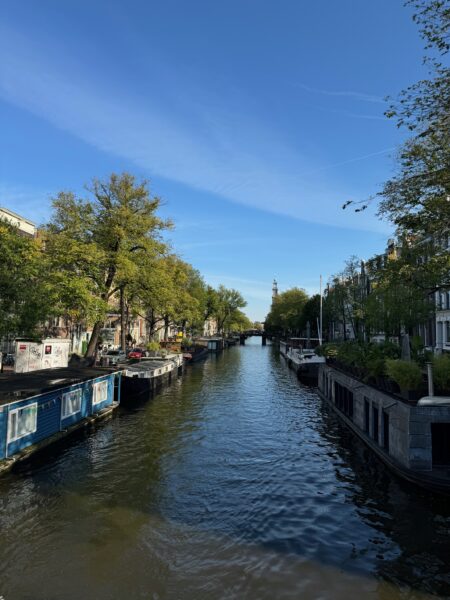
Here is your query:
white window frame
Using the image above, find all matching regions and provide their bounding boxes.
[93,380,108,405]
[61,388,82,418]
[7,402,38,443]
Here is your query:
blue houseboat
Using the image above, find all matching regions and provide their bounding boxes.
[0,367,121,474]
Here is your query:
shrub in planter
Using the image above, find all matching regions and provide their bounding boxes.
[366,357,386,380]
[377,340,400,360]
[316,343,338,358]
[337,341,364,368]
[432,354,450,393]
[385,359,422,391]
[181,337,193,350]
[146,341,160,356]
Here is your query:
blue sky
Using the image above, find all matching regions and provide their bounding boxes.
[0,1,427,320]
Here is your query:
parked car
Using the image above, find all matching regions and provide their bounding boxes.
[128,348,145,359]
[105,349,127,365]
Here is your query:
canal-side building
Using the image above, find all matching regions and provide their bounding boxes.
[318,363,450,493]
[436,291,450,354]
[0,367,120,474]
[0,206,37,238]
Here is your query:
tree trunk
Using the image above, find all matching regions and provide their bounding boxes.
[164,315,170,341]
[85,320,103,358]
[120,287,126,351]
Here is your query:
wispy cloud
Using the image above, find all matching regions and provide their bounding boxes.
[0,27,390,234]
[314,105,387,121]
[297,83,385,104]
[297,147,394,178]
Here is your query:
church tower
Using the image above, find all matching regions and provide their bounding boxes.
[272,279,278,304]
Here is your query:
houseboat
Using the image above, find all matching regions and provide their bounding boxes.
[0,367,121,475]
[318,363,450,494]
[195,337,225,353]
[183,346,209,363]
[281,338,324,382]
[121,354,183,401]
[287,346,325,382]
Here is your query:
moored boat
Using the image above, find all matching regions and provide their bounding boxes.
[287,346,325,382]
[121,354,183,402]
[183,346,209,363]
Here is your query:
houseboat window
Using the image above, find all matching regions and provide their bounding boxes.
[62,389,82,418]
[431,423,450,467]
[8,403,37,442]
[372,406,379,443]
[364,399,370,434]
[334,382,353,420]
[93,380,108,405]
[383,411,389,452]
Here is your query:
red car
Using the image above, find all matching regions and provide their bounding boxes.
[128,347,145,359]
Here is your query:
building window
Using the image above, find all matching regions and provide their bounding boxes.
[93,380,108,405]
[8,403,38,442]
[62,389,82,418]
[446,322,450,343]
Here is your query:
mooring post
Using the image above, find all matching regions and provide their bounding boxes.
[426,362,434,397]
[240,334,245,345]
[262,334,267,346]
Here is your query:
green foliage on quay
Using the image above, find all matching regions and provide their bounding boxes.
[385,360,423,392]
[432,354,450,393]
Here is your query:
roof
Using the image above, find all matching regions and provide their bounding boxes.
[0,367,120,406]
[0,206,36,227]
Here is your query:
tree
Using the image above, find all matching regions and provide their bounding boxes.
[378,0,449,292]
[214,285,247,334]
[300,294,321,337]
[265,287,308,336]
[159,258,204,339]
[364,249,434,339]
[344,1,449,295]
[228,310,253,332]
[44,173,170,357]
[204,286,220,321]
[0,221,52,339]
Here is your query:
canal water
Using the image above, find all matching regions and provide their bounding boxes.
[1,338,449,599]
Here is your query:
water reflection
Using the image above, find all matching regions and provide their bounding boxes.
[0,338,449,599]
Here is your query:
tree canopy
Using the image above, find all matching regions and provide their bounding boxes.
[1,172,251,354]
[0,221,50,339]
[265,287,309,335]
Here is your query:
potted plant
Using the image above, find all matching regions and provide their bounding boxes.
[146,341,160,357]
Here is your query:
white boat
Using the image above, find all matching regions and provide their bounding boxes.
[286,345,325,381]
